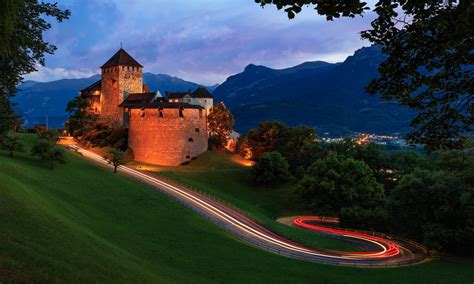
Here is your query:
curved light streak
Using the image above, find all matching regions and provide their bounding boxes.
[69,145,421,265]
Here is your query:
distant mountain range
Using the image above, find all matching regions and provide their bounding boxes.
[213,45,414,136]
[14,45,414,135]
[14,73,218,128]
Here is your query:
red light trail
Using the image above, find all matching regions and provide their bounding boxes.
[67,144,428,267]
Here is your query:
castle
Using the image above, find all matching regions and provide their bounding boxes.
[80,48,213,166]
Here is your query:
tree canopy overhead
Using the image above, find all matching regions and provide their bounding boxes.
[0,0,70,134]
[255,0,473,151]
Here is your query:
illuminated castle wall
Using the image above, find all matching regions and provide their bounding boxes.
[127,107,207,166]
[80,48,211,166]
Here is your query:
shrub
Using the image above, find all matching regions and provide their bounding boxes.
[251,151,290,185]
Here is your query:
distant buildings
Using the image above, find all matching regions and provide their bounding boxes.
[321,133,406,145]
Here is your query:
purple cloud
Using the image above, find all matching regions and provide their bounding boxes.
[27,0,377,85]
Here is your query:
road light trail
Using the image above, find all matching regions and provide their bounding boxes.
[68,144,428,266]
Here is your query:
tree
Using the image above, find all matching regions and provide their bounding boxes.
[0,1,70,136]
[237,121,287,160]
[295,152,385,215]
[66,96,92,134]
[0,96,18,135]
[105,148,126,173]
[207,102,234,149]
[0,132,24,157]
[256,0,473,151]
[251,151,290,185]
[31,138,66,170]
[327,140,395,189]
[389,168,473,252]
[273,125,322,176]
[391,150,427,177]
[81,122,128,150]
[38,129,59,144]
[339,206,387,231]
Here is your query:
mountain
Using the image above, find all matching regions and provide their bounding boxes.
[14,74,217,127]
[142,73,219,93]
[213,45,414,136]
[14,46,413,134]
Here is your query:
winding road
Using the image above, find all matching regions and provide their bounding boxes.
[67,143,428,267]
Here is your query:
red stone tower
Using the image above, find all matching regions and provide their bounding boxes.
[100,48,143,124]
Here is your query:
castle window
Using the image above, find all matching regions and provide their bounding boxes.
[188,138,194,142]
[94,107,98,114]
[158,107,164,117]
[140,109,145,117]
[195,128,200,133]
[179,107,184,117]
[199,109,203,118]
[186,155,190,159]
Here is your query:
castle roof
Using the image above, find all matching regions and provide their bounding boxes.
[165,87,213,99]
[123,101,204,109]
[119,92,163,107]
[142,83,151,93]
[80,79,101,97]
[166,92,191,99]
[192,87,213,98]
[101,48,143,68]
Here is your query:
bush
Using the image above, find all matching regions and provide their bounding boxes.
[339,206,387,231]
[81,122,128,150]
[251,151,290,185]
[0,132,24,157]
[295,152,385,215]
[389,167,474,253]
[31,138,66,170]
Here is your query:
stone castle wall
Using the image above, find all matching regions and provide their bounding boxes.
[128,108,208,166]
[100,66,143,124]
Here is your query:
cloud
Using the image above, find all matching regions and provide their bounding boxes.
[37,0,377,84]
[24,65,98,82]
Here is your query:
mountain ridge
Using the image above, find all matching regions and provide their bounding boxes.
[213,45,414,136]
[14,45,414,135]
[14,73,218,127]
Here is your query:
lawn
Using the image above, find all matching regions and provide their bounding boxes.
[1,134,473,283]
[146,151,362,251]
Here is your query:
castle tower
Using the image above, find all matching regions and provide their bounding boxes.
[100,48,143,124]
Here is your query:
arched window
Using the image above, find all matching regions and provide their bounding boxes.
[179,107,184,118]
[158,107,164,117]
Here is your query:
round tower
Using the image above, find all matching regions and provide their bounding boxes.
[100,48,143,124]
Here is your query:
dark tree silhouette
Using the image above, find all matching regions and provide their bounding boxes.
[0,132,24,157]
[0,0,70,135]
[256,0,473,151]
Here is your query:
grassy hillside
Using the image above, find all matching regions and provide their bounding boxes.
[1,135,473,283]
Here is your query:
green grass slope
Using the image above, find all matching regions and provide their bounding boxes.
[0,135,473,283]
[151,151,362,251]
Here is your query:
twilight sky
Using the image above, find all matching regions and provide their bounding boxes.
[26,0,377,85]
